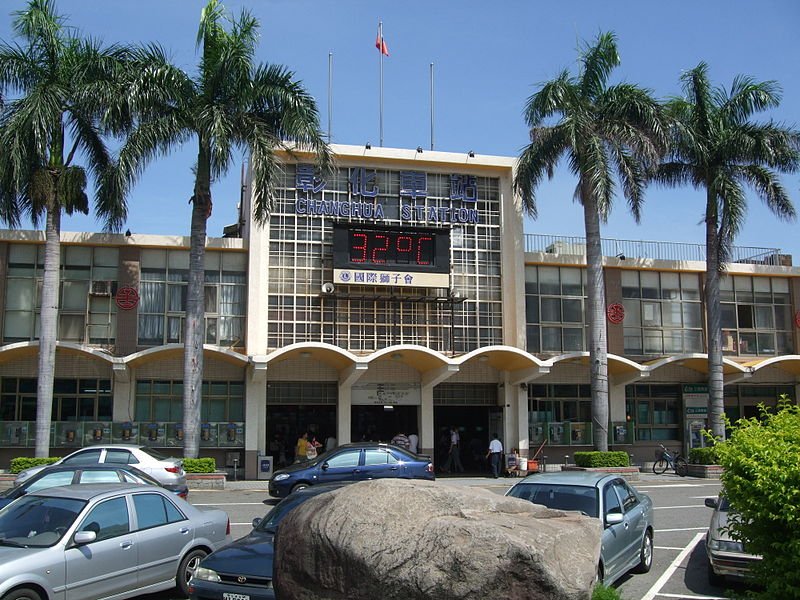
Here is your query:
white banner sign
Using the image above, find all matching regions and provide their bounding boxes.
[334,268,450,289]
[351,383,421,405]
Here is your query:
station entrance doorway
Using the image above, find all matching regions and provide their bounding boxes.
[434,405,502,474]
[351,405,418,443]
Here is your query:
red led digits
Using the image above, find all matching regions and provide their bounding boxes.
[351,232,367,262]
[372,234,389,263]
[416,236,432,265]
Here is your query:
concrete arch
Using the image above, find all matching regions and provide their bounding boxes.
[368,344,451,373]
[456,345,548,371]
[0,340,119,366]
[123,343,249,368]
[746,355,800,377]
[644,353,750,376]
[265,342,361,371]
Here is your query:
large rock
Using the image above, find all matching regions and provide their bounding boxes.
[273,479,600,600]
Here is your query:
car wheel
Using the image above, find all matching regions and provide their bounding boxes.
[176,548,207,597]
[594,562,604,585]
[634,530,653,573]
[2,588,43,600]
[291,483,310,494]
[707,560,725,587]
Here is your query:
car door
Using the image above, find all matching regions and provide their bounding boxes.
[318,449,362,484]
[600,481,627,582]
[359,448,401,480]
[613,479,646,568]
[131,491,192,587]
[65,495,138,600]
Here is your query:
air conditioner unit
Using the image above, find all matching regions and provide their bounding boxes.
[90,280,114,296]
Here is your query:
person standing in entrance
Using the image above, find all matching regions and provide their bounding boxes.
[441,426,464,473]
[294,431,309,463]
[391,430,410,450]
[407,432,419,454]
[487,433,503,478]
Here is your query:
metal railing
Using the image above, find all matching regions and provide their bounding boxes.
[524,234,788,266]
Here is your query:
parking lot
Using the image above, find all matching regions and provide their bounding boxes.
[151,472,748,600]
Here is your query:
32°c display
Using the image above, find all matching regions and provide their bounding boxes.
[333,223,450,273]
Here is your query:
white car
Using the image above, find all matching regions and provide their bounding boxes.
[0,483,230,600]
[15,445,186,492]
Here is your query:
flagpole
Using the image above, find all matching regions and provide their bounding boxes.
[430,62,435,151]
[379,20,384,147]
[328,52,333,143]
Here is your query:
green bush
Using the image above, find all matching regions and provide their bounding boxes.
[688,446,718,465]
[9,457,60,474]
[183,457,216,473]
[592,583,622,600]
[574,451,629,468]
[714,396,800,598]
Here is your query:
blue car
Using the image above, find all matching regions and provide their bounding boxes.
[267,442,434,498]
[189,482,351,600]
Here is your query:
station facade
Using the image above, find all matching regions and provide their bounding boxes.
[0,144,798,476]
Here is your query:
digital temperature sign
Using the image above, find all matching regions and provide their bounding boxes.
[333,224,450,284]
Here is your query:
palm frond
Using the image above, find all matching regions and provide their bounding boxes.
[513,125,569,217]
[720,76,781,123]
[523,70,574,127]
[736,164,796,221]
[579,31,619,101]
[610,145,646,222]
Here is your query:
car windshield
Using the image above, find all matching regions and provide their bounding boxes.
[507,483,599,518]
[255,496,309,533]
[0,495,87,547]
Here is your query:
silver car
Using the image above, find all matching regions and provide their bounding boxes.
[705,495,761,586]
[15,445,186,492]
[506,471,654,586]
[0,483,230,600]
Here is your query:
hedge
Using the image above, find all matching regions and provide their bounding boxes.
[183,457,216,473]
[688,446,718,465]
[574,451,629,468]
[10,457,60,473]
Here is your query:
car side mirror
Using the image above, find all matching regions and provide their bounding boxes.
[73,531,97,545]
[704,497,718,509]
[252,517,262,528]
[605,512,624,526]
[320,462,329,470]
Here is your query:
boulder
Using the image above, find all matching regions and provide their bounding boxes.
[273,479,600,600]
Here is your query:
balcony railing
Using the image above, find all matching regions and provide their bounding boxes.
[525,234,788,266]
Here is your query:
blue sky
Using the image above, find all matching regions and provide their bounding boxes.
[2,0,799,260]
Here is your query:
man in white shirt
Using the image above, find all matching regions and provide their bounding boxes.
[407,432,419,454]
[487,433,504,478]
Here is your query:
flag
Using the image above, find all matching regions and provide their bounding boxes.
[375,26,389,56]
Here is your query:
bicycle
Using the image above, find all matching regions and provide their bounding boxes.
[652,444,688,477]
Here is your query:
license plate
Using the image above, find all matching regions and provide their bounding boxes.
[223,594,250,600]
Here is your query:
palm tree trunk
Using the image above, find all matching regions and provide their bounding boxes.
[582,186,610,451]
[36,205,61,457]
[182,146,211,459]
[705,188,725,441]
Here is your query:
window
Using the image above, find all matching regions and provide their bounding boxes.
[612,479,639,512]
[2,244,118,344]
[80,471,123,484]
[62,449,103,465]
[622,271,702,355]
[105,449,137,465]
[525,266,587,353]
[0,378,112,422]
[133,493,185,529]
[325,450,361,468]
[720,276,792,356]
[79,497,130,542]
[626,384,680,441]
[138,250,246,346]
[135,380,244,421]
[604,483,622,515]
[27,471,75,493]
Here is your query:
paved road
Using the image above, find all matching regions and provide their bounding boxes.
[141,473,753,600]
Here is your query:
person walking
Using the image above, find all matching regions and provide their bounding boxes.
[487,433,504,478]
[441,425,464,473]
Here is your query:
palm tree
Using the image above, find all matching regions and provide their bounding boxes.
[123,0,331,458]
[514,32,665,451]
[655,63,799,441]
[0,0,135,457]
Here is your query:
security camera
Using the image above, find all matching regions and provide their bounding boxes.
[321,282,335,294]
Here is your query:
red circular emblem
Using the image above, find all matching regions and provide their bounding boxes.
[607,303,625,324]
[115,286,140,310]
[795,311,800,328]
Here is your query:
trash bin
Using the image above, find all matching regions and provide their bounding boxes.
[257,455,274,480]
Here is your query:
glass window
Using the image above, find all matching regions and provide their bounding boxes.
[325,450,361,468]
[62,449,102,466]
[105,450,136,465]
[133,493,172,529]
[604,483,622,515]
[79,471,123,484]
[79,497,129,542]
[364,450,390,465]
[27,471,76,492]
